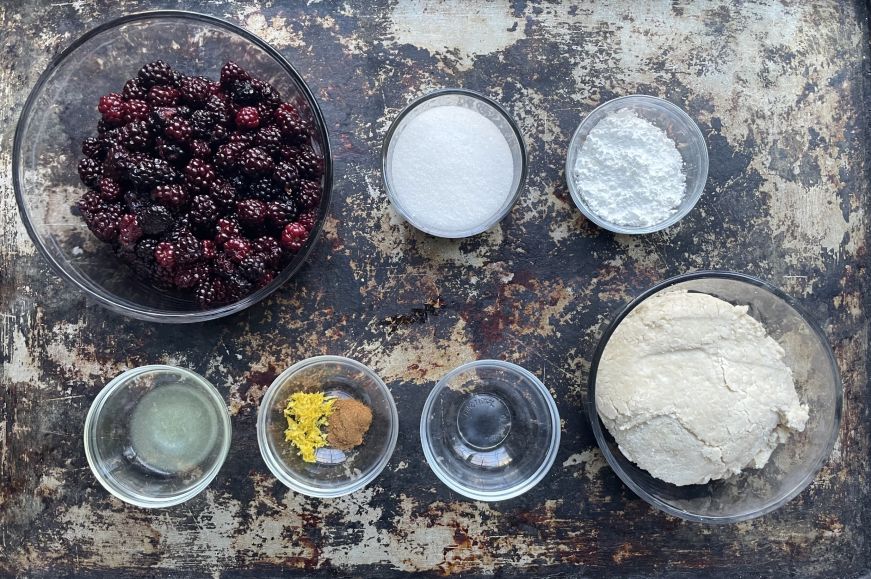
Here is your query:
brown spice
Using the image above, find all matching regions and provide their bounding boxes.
[327,398,373,451]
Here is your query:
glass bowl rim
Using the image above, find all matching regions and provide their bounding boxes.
[565,94,709,235]
[381,87,528,239]
[585,270,844,523]
[13,9,333,323]
[256,355,399,498]
[420,359,561,501]
[83,364,232,508]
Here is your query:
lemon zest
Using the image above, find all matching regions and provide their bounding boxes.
[283,392,336,463]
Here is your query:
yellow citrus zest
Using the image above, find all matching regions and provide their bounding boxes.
[283,392,336,463]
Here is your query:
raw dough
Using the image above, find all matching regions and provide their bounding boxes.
[596,290,809,486]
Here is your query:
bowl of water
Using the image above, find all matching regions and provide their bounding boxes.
[84,365,231,507]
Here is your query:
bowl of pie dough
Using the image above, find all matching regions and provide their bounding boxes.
[587,271,842,523]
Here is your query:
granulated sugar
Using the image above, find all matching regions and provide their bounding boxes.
[388,105,514,236]
[572,109,687,227]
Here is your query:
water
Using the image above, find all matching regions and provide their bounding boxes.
[127,384,220,475]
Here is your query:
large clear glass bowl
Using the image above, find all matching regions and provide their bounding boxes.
[13,11,332,322]
[587,271,842,523]
[257,356,399,498]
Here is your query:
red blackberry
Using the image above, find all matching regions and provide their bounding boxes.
[214,142,246,169]
[87,211,119,242]
[123,99,150,123]
[297,179,322,210]
[154,241,176,268]
[138,204,174,235]
[248,176,280,201]
[118,121,152,151]
[174,263,209,289]
[148,85,180,107]
[274,103,309,144]
[215,217,241,245]
[139,60,175,88]
[220,61,251,87]
[208,179,237,211]
[78,157,102,186]
[293,145,324,179]
[241,147,272,175]
[179,75,211,105]
[174,232,202,264]
[122,78,148,100]
[265,199,298,230]
[152,184,189,208]
[164,118,192,143]
[98,178,122,201]
[230,80,259,105]
[127,157,178,189]
[254,125,282,153]
[118,214,143,246]
[235,106,260,130]
[238,253,268,281]
[201,239,217,260]
[195,277,229,307]
[190,139,211,159]
[82,137,103,159]
[223,237,251,263]
[98,93,125,125]
[236,198,267,227]
[280,222,308,252]
[184,159,217,191]
[256,271,275,288]
[189,194,220,227]
[272,161,300,191]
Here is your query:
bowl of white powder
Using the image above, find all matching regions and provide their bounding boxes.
[588,272,842,523]
[382,89,527,238]
[566,95,708,234]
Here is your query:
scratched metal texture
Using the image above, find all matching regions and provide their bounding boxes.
[1,0,869,577]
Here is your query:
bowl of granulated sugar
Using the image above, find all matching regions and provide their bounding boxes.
[382,89,527,238]
[566,95,709,235]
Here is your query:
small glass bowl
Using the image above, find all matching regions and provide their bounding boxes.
[587,272,842,523]
[84,365,232,508]
[566,95,709,234]
[257,356,399,498]
[382,89,527,238]
[420,360,561,501]
[14,11,332,322]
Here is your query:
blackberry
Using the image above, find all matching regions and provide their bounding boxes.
[265,199,298,230]
[215,217,241,245]
[214,141,246,169]
[205,94,231,117]
[118,121,152,151]
[253,236,282,267]
[135,238,159,264]
[155,137,189,165]
[190,110,216,139]
[254,125,282,153]
[82,136,103,159]
[228,132,255,146]
[122,78,148,100]
[223,237,251,263]
[164,118,192,143]
[103,147,132,179]
[138,204,174,236]
[152,184,189,208]
[238,253,268,281]
[123,99,150,123]
[236,199,267,227]
[78,157,102,187]
[241,147,272,175]
[208,179,237,211]
[184,159,217,191]
[293,145,324,179]
[179,75,211,105]
[256,271,275,288]
[150,106,179,128]
[123,189,150,214]
[98,178,122,201]
[225,272,253,300]
[148,85,180,107]
[201,239,217,261]
[138,60,174,88]
[174,232,202,264]
[212,253,237,277]
[77,190,107,216]
[189,194,220,228]
[174,263,209,289]
[248,176,280,201]
[230,80,259,105]
[87,211,119,242]
[256,102,274,123]
[235,106,259,130]
[98,93,125,125]
[209,124,229,148]
[298,179,322,210]
[189,139,211,159]
[196,277,229,307]
[298,209,317,232]
[274,103,309,144]
[154,241,176,268]
[220,61,251,86]
[280,222,308,252]
[118,214,143,246]
[175,105,193,119]
[128,157,178,189]
[254,80,281,106]
[272,161,300,191]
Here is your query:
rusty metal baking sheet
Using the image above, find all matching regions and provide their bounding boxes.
[1,0,869,577]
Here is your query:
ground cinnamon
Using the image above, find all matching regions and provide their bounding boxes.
[327,398,373,451]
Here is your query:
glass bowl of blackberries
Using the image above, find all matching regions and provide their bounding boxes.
[13,11,331,322]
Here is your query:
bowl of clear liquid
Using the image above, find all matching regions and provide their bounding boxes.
[84,365,231,507]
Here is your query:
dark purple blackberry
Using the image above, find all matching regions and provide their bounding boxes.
[248,176,280,201]
[188,194,220,228]
[254,125,282,153]
[223,237,251,263]
[152,184,189,208]
[154,241,176,268]
[230,80,259,105]
[184,159,217,192]
[135,238,159,264]
[256,102,274,123]
[265,199,298,230]
[179,75,211,105]
[150,106,179,128]
[189,110,216,139]
[155,137,189,165]
[208,124,229,148]
[122,78,148,100]
[297,179,322,210]
[208,179,237,211]
[297,209,317,233]
[98,178,122,201]
[174,263,209,289]
[196,277,229,307]
[138,204,174,235]
[241,147,272,175]
[236,199,267,227]
[212,253,237,277]
[235,106,260,130]
[215,217,241,246]
[201,239,217,260]
[293,145,324,179]
[274,103,309,144]
[189,139,211,159]
[118,214,143,246]
[98,93,125,125]
[225,272,253,300]
[118,121,152,151]
[82,137,103,159]
[238,253,268,282]
[175,105,193,118]
[206,94,232,117]
[164,118,192,143]
[127,157,178,189]
[138,60,174,88]
[272,161,300,191]
[87,211,119,242]
[254,80,281,106]
[123,190,150,214]
[253,236,283,268]
[123,99,150,123]
[76,190,106,217]
[78,157,102,187]
[214,141,246,169]
[102,147,132,179]
[147,85,180,107]
[220,61,251,86]
[174,232,202,264]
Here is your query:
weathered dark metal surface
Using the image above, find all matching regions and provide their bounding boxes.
[1,0,870,577]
